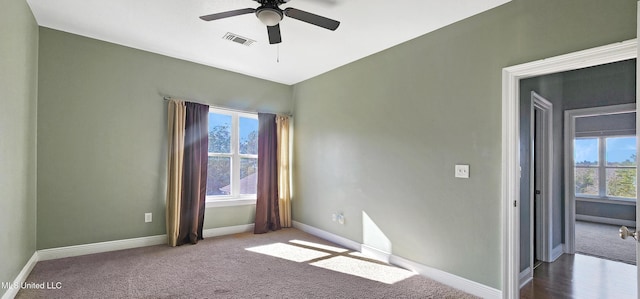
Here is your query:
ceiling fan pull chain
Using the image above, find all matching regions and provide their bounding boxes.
[277,44,280,63]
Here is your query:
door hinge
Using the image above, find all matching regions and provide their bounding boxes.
[514,200,517,207]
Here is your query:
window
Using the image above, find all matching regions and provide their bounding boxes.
[574,136,637,200]
[207,108,258,204]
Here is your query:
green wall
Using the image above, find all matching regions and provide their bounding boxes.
[0,0,39,295]
[7,0,639,293]
[36,28,292,249]
[292,0,636,289]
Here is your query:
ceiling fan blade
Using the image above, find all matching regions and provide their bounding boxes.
[267,24,282,44]
[284,7,340,31]
[199,8,256,21]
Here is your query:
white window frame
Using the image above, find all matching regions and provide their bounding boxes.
[574,135,637,201]
[206,108,258,208]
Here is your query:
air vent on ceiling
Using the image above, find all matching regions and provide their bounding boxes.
[222,32,256,46]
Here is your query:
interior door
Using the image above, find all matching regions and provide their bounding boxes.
[534,108,542,264]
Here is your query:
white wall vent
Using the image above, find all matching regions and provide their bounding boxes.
[222,32,256,46]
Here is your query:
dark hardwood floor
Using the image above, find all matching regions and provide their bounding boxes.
[520,254,636,299]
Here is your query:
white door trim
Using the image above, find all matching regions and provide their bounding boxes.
[563,104,636,255]
[501,39,636,299]
[531,91,554,263]
[637,4,640,291]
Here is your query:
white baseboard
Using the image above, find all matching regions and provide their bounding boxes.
[519,267,532,289]
[292,221,361,251]
[38,234,167,261]
[1,252,38,299]
[202,224,254,238]
[576,214,636,227]
[292,221,501,299]
[38,224,255,261]
[551,243,564,262]
[390,254,501,299]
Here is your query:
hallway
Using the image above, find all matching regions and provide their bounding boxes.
[520,254,636,298]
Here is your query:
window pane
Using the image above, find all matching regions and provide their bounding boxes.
[606,168,637,198]
[240,158,258,195]
[209,113,232,153]
[575,168,599,196]
[574,138,599,166]
[207,157,231,196]
[606,137,637,166]
[239,117,258,155]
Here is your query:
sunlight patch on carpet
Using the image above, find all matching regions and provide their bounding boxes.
[289,239,349,253]
[310,256,416,284]
[349,251,381,259]
[245,243,330,262]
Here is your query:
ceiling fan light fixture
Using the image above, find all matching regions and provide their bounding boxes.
[256,8,283,26]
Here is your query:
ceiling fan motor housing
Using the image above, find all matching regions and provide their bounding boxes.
[256,6,283,26]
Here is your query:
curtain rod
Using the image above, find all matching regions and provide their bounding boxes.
[163,96,292,117]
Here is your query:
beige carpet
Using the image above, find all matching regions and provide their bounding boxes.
[17,228,477,298]
[575,220,636,265]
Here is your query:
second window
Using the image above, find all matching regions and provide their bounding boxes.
[207,108,258,200]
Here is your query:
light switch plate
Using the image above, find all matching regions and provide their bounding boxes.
[455,164,470,178]
[145,213,152,223]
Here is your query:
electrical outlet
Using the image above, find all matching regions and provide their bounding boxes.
[145,213,152,223]
[331,213,338,222]
[455,164,470,178]
[337,213,345,225]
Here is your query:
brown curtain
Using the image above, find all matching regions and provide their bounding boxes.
[254,113,281,234]
[176,101,209,245]
[276,115,292,228]
[166,99,185,247]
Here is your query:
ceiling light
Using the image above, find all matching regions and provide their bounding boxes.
[256,8,283,26]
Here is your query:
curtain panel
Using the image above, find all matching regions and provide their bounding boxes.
[276,115,292,228]
[165,99,209,246]
[166,100,186,247]
[255,113,281,234]
[177,102,209,245]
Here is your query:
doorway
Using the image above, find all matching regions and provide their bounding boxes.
[518,59,637,297]
[517,90,555,288]
[533,106,542,269]
[501,39,638,298]
[565,105,637,264]
[531,91,553,271]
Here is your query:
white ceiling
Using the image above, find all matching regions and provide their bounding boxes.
[26,0,510,85]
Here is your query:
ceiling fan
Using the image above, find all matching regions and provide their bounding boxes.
[199,0,340,44]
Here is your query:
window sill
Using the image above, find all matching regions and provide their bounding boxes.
[576,196,636,206]
[206,198,256,208]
